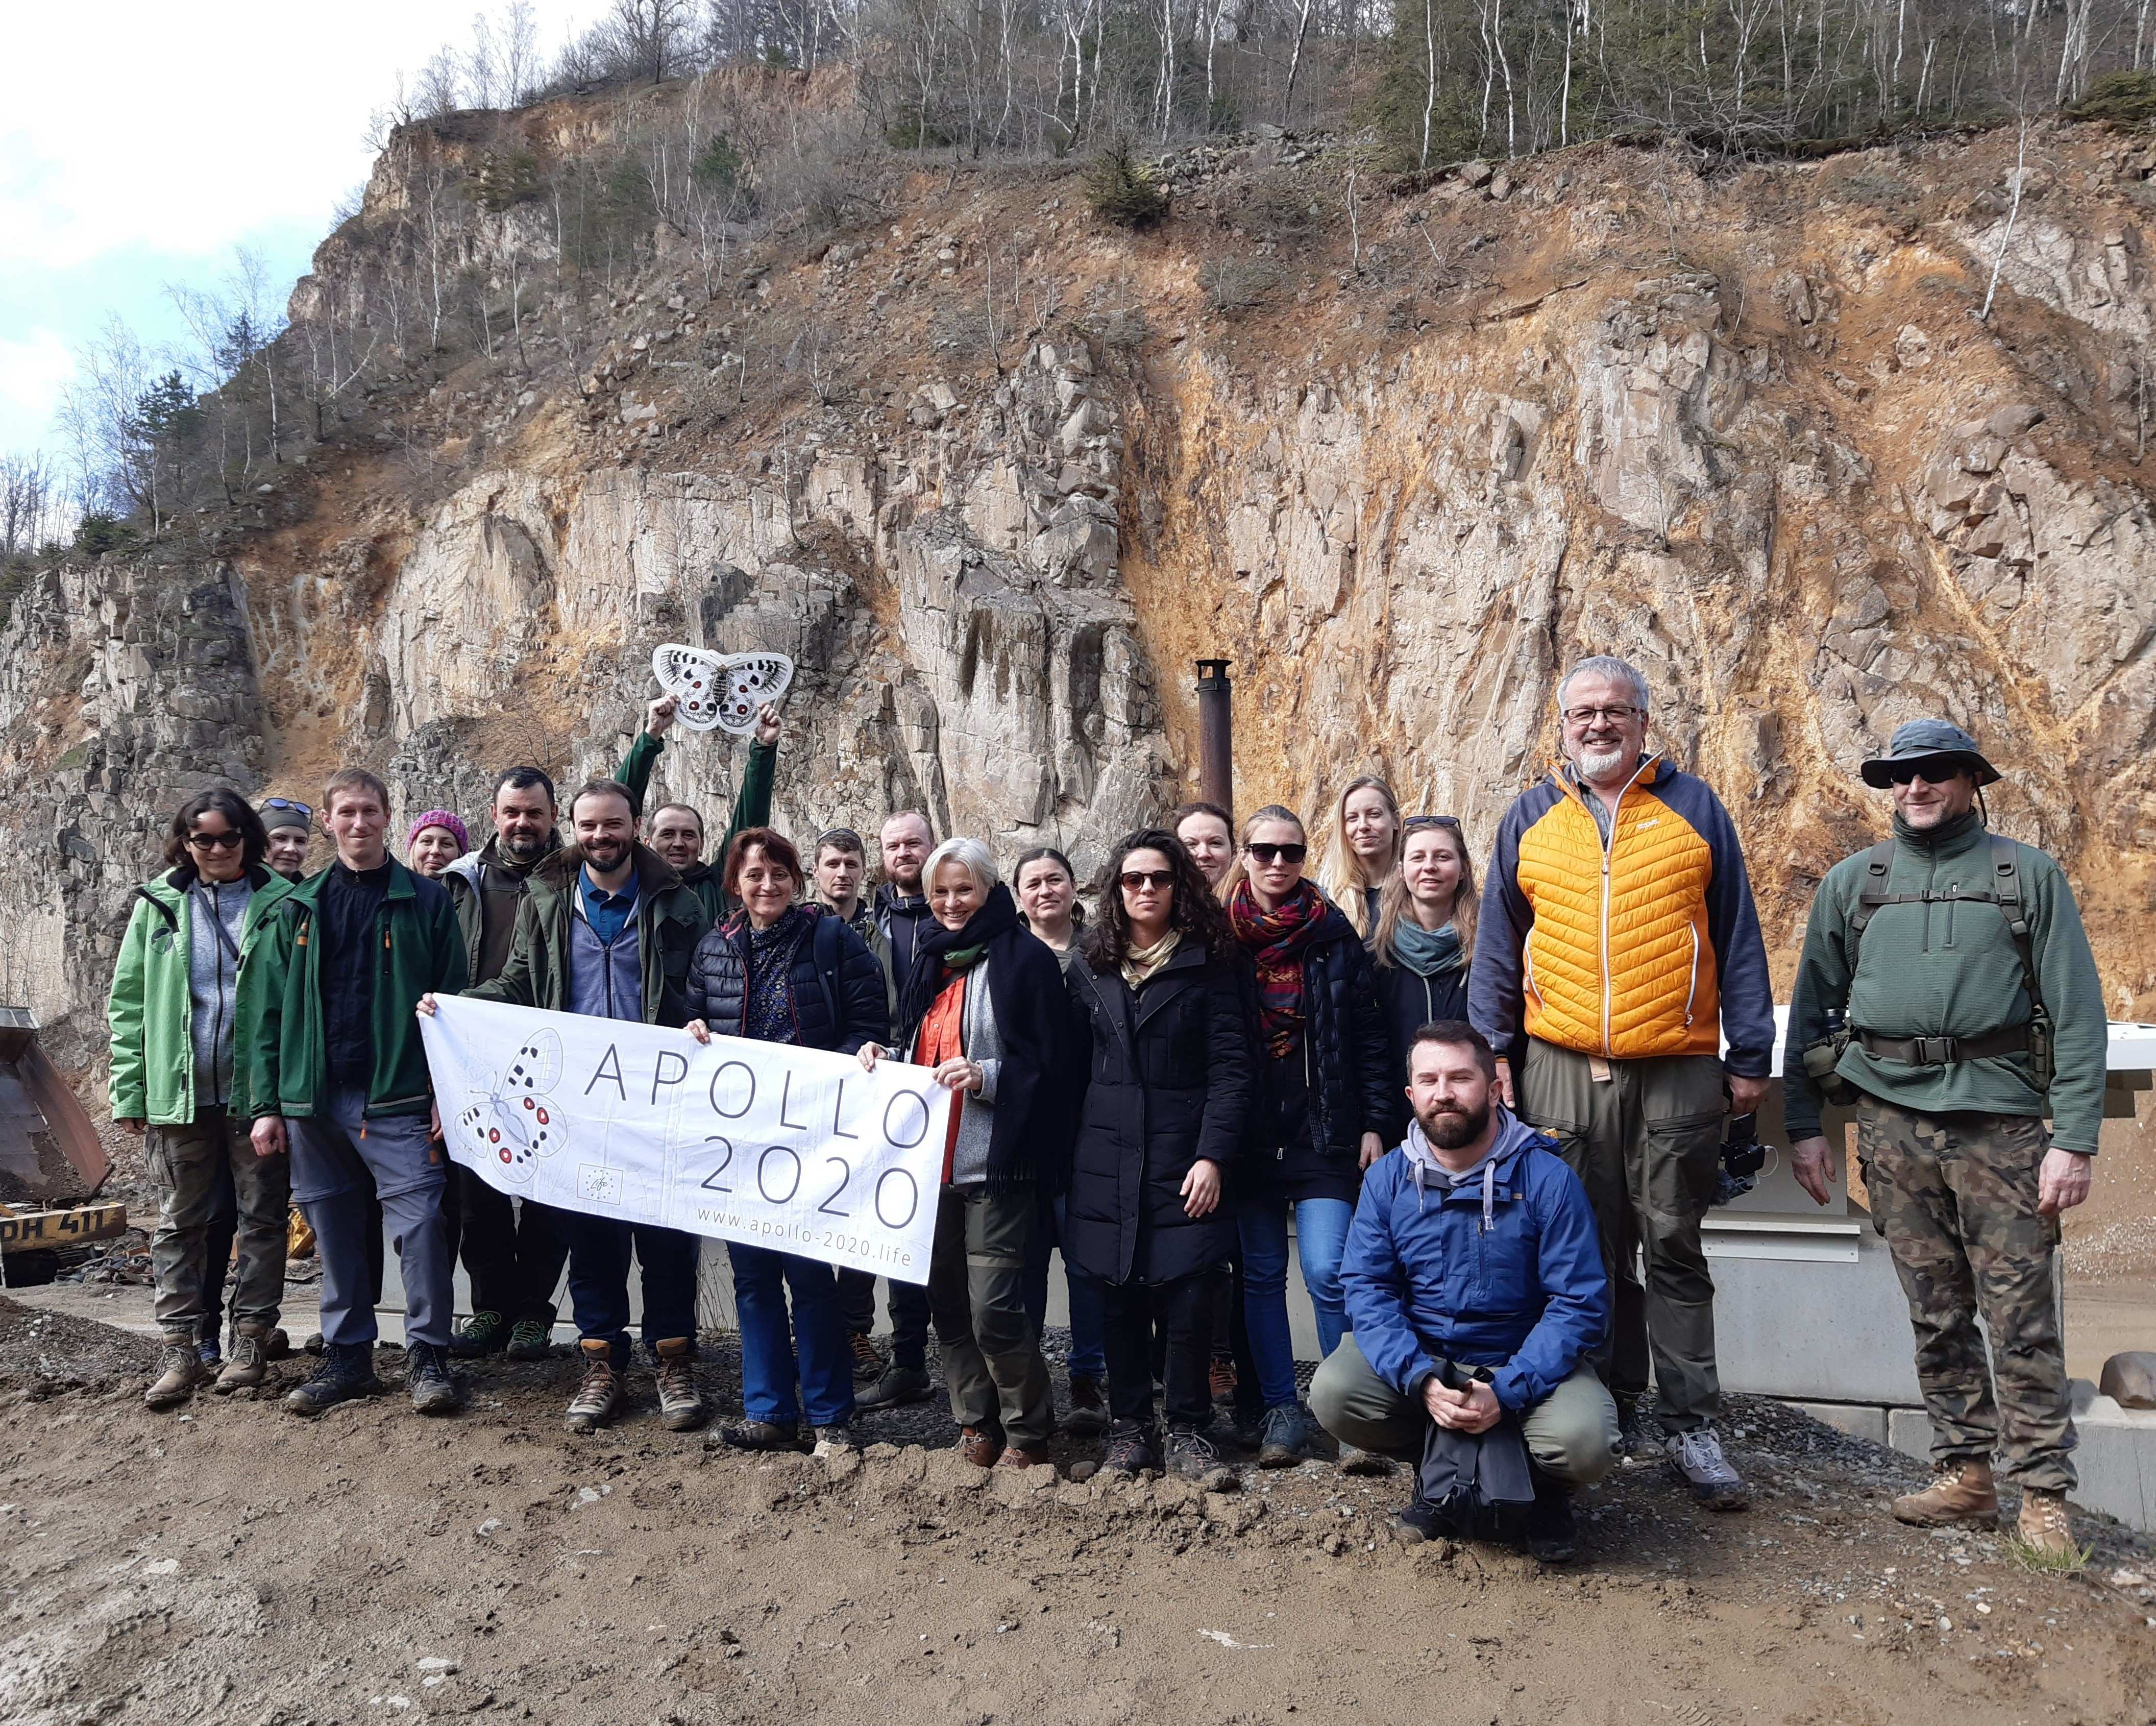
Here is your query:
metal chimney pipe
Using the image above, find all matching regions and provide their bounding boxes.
[1194,659,1234,818]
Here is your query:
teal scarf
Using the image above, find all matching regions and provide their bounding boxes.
[1392,919,1464,978]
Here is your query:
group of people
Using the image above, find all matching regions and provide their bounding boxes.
[106,655,2106,1563]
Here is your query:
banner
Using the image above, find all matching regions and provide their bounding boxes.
[419,995,950,1284]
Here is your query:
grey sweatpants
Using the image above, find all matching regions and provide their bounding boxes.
[286,1087,451,1350]
[1309,1335,1620,1487]
[148,1109,289,1338]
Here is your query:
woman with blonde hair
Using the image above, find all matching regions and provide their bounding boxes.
[1369,815,1478,1141]
[1320,776,1402,938]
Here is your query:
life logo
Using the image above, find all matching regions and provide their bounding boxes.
[457,1029,568,1184]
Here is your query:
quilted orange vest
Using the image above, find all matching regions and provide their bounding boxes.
[1514,757,1722,1059]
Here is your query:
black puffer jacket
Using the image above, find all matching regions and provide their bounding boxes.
[684,905,891,1054]
[1371,958,1471,1140]
[1238,904,1393,1175]
[1064,942,1252,1287]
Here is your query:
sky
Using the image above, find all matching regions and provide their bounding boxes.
[0,1,594,464]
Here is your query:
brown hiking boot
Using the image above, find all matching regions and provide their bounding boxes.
[144,1335,208,1409]
[959,1425,1006,1468]
[1891,1458,1998,1529]
[2016,1489,2080,1561]
[849,1330,886,1383]
[214,1324,272,1393]
[653,1337,707,1432]
[565,1339,624,1434]
[998,1443,1052,1471]
[1209,1355,1238,1406]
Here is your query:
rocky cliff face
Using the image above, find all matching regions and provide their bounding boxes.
[11,107,2156,1080]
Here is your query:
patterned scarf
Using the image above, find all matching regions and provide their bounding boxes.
[742,905,813,1042]
[1119,928,1182,992]
[1228,878,1328,1058]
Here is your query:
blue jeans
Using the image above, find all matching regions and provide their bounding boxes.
[1236,1194,1354,1411]
[556,1213,700,1360]
[1021,1188,1107,1379]
[730,1244,855,1428]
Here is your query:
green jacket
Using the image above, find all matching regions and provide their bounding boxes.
[107,865,293,1125]
[615,729,776,914]
[1783,811,2107,1151]
[443,833,562,985]
[241,858,469,1120]
[462,843,711,1028]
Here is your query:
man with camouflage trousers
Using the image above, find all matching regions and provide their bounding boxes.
[1783,720,2104,1560]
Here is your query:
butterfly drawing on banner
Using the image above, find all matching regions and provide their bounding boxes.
[650,643,794,735]
[456,1029,568,1185]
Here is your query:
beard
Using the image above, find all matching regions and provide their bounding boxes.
[500,826,552,864]
[581,834,631,871]
[1419,1098,1491,1151]
[1576,743,1628,781]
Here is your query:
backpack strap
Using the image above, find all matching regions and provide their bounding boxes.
[1846,840,1897,978]
[1989,833,2044,1016]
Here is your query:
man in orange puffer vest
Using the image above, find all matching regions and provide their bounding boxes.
[1469,655,1774,1511]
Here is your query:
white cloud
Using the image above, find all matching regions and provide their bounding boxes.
[0,331,77,445]
[1,1,592,274]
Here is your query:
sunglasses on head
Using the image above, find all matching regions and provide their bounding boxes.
[1886,760,1965,786]
[261,797,312,820]
[1404,814,1462,831]
[1246,842,1308,866]
[1119,868,1175,892]
[187,830,245,851]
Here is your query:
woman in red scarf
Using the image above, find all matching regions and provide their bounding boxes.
[1227,806,1392,1469]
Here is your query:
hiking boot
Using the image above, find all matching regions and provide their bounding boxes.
[1166,1425,1236,1490]
[564,1340,624,1434]
[856,1363,932,1411]
[1612,1390,1643,1453]
[449,1310,508,1358]
[1338,1443,1392,1477]
[214,1324,272,1393]
[849,1330,886,1383]
[653,1337,707,1432]
[264,1328,292,1360]
[959,1425,1006,1468]
[1210,1355,1238,1406]
[1389,1494,1453,1545]
[1065,1373,1108,1436]
[505,1317,554,1360]
[283,1343,384,1416]
[1229,1401,1267,1450]
[813,1423,854,1460]
[998,1443,1051,1471]
[2016,1489,2081,1562]
[1100,1419,1160,1477]
[407,1342,468,1415]
[716,1419,808,1452]
[1525,1475,1579,1563]
[144,1335,208,1410]
[1256,1403,1310,1469]
[303,1330,326,1355]
[1891,1458,1998,1529]
[1664,1426,1749,1510]
[195,1335,223,1368]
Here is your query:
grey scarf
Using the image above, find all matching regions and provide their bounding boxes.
[1392,918,1464,978]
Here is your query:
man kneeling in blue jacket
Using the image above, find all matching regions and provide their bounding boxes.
[1310,1020,1618,1561]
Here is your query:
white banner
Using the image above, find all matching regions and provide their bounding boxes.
[419,995,949,1284]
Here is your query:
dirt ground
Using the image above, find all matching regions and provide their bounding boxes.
[3,1298,2153,1726]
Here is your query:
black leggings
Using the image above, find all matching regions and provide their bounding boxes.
[1101,1272,1214,1430]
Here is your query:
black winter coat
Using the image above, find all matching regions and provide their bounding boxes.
[1064,943,1252,1287]
[1371,957,1471,1141]
[1239,906,1393,1191]
[683,906,892,1054]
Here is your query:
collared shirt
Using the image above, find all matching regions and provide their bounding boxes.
[578,867,639,944]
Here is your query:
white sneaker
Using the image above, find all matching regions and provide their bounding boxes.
[1665,1427,1749,1510]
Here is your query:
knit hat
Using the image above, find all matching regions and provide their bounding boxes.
[407,810,471,854]
[259,798,312,836]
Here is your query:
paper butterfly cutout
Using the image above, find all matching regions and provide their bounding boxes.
[457,1029,568,1185]
[650,644,794,735]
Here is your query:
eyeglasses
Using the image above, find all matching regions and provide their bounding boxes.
[1885,760,1965,786]
[260,798,312,820]
[187,830,245,852]
[1404,815,1462,831]
[1246,842,1308,866]
[1119,869,1175,892]
[1561,704,1641,726]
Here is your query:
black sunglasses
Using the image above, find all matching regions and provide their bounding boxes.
[1404,814,1462,831]
[1246,842,1308,866]
[187,830,245,851]
[261,797,312,820]
[1119,868,1175,892]
[1885,760,1965,786]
